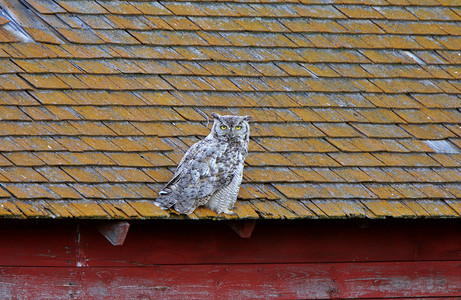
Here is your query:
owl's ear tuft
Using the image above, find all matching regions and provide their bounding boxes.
[243,115,254,122]
[211,112,221,120]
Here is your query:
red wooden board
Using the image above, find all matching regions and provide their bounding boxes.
[0,261,460,299]
[0,223,77,267]
[0,220,460,267]
[0,220,460,299]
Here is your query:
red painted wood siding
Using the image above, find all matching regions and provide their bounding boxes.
[0,219,460,299]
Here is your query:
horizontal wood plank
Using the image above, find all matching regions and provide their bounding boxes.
[0,220,460,267]
[0,261,460,299]
[58,220,461,266]
[0,223,77,267]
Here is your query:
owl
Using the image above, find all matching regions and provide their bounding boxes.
[154,113,252,215]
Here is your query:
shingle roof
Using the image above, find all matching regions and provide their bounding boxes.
[0,0,460,219]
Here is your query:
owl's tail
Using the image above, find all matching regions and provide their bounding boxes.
[154,189,177,210]
[155,188,196,215]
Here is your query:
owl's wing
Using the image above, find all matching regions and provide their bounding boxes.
[156,140,203,197]
[154,139,239,214]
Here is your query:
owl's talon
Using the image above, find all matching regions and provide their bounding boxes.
[222,209,237,215]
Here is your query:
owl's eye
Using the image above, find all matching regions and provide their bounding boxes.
[220,125,227,130]
[235,126,242,130]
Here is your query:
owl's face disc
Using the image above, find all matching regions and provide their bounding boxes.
[212,114,250,142]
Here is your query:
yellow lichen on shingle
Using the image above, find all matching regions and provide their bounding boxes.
[128,200,170,218]
[0,0,460,219]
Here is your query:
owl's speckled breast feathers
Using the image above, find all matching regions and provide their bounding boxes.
[154,113,252,215]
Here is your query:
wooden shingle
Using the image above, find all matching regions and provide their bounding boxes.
[0,0,460,219]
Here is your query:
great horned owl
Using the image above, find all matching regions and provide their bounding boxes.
[154,113,252,215]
